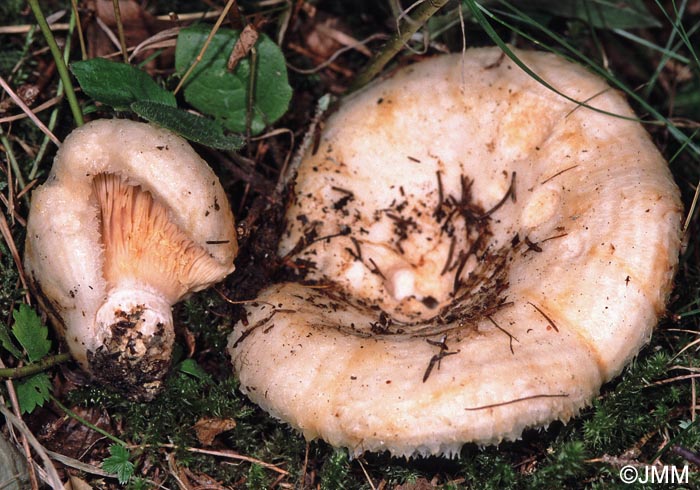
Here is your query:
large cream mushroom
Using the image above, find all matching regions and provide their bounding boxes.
[228,47,682,457]
[25,119,237,401]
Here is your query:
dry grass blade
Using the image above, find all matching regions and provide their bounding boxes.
[111,0,129,63]
[0,77,60,146]
[0,212,29,302]
[0,96,63,124]
[287,33,387,75]
[0,24,70,34]
[0,405,63,489]
[157,444,289,476]
[128,27,181,62]
[173,0,238,94]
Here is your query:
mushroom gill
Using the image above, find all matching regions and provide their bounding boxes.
[94,173,226,305]
[228,47,683,457]
[90,173,231,398]
[25,119,237,401]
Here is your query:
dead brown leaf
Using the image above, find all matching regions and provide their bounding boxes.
[193,417,237,446]
[228,24,259,72]
[394,477,439,490]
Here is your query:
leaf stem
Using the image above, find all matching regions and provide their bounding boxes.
[50,395,127,446]
[27,0,84,127]
[0,353,72,379]
[348,0,449,93]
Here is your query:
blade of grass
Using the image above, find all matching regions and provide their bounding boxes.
[654,0,700,69]
[464,0,640,122]
[30,5,79,180]
[642,0,687,99]
[612,28,690,64]
[27,0,84,127]
[468,0,700,159]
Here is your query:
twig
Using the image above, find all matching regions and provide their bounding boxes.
[0,353,72,380]
[111,0,129,63]
[357,458,376,490]
[158,444,289,475]
[671,445,700,466]
[464,393,569,411]
[0,24,70,34]
[0,95,63,124]
[45,450,113,477]
[0,360,39,490]
[70,0,86,60]
[287,34,387,75]
[348,0,450,92]
[174,0,238,94]
[26,0,84,126]
[0,404,63,489]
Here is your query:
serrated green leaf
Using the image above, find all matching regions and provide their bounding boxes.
[71,58,176,110]
[0,322,22,359]
[175,25,292,135]
[15,372,51,414]
[131,100,244,150]
[12,304,51,363]
[102,444,134,485]
[517,0,661,29]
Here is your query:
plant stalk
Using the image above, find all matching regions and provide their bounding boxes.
[348,0,449,93]
[50,395,127,446]
[27,0,84,127]
[0,353,72,379]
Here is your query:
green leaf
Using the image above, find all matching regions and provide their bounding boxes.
[0,322,22,359]
[102,444,134,485]
[12,304,51,363]
[175,25,292,135]
[15,372,51,414]
[71,58,176,110]
[131,100,244,150]
[516,0,661,29]
[177,358,211,381]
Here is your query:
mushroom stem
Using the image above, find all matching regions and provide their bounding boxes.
[93,288,174,400]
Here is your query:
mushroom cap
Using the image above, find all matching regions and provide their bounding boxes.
[229,47,682,457]
[25,119,237,399]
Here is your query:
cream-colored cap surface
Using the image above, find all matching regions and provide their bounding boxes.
[229,47,682,457]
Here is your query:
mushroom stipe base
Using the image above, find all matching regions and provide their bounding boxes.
[229,47,682,457]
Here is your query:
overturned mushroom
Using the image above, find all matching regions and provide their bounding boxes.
[25,119,237,401]
[229,47,682,457]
